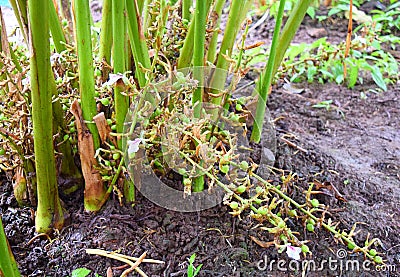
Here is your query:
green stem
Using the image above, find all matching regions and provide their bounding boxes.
[250,0,286,143]
[142,0,151,34]
[192,0,207,117]
[126,0,151,88]
[0,217,21,277]
[9,0,28,43]
[99,0,112,65]
[235,20,251,72]
[28,0,64,233]
[250,0,312,143]
[210,0,250,108]
[112,0,133,203]
[191,0,209,192]
[206,0,225,63]
[112,0,128,148]
[137,0,145,13]
[182,0,191,22]
[272,0,314,77]
[177,15,195,69]
[74,0,100,149]
[48,0,67,52]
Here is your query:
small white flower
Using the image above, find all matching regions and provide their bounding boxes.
[103,73,124,87]
[286,244,302,260]
[127,138,142,158]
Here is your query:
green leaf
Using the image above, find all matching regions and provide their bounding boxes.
[71,268,91,277]
[347,63,359,88]
[319,69,334,79]
[194,264,203,276]
[187,265,194,277]
[313,100,332,110]
[189,253,196,264]
[328,5,349,17]
[307,66,317,82]
[306,7,315,19]
[371,66,387,91]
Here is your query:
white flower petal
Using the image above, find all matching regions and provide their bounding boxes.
[286,244,302,260]
[128,138,142,158]
[103,73,124,87]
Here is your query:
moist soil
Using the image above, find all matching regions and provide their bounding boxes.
[1,3,400,277]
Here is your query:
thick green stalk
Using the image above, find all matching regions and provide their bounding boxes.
[206,0,225,63]
[142,0,151,34]
[28,0,64,233]
[99,0,112,66]
[250,0,286,143]
[74,0,100,149]
[48,0,67,52]
[192,0,207,117]
[112,0,134,203]
[126,0,151,87]
[177,1,213,69]
[182,0,191,22]
[191,0,209,192]
[137,0,145,13]
[47,1,80,182]
[0,217,21,277]
[177,15,195,69]
[112,0,128,146]
[250,0,312,143]
[272,0,314,77]
[210,0,250,107]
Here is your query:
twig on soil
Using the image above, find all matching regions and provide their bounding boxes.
[86,249,164,277]
[121,251,147,277]
[86,249,147,277]
[280,136,308,153]
[86,249,165,264]
[26,233,52,245]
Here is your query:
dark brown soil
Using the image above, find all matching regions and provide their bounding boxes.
[1,2,399,277]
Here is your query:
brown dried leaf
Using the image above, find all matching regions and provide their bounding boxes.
[70,100,107,211]
[93,112,117,146]
[314,180,347,202]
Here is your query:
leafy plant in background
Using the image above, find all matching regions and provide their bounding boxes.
[370,1,400,34]
[255,22,399,92]
[0,0,386,270]
[246,0,399,93]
